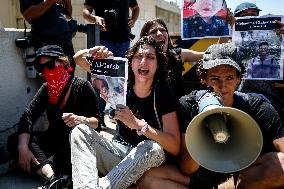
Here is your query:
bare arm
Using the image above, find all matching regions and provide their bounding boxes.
[22,0,61,22]
[73,46,113,73]
[180,49,204,63]
[18,133,39,172]
[128,5,140,28]
[83,5,106,31]
[179,134,200,175]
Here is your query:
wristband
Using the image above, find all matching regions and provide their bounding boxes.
[137,120,149,136]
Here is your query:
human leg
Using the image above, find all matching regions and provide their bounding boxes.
[137,164,189,189]
[237,152,284,189]
[7,131,62,188]
[70,124,126,189]
[101,140,166,189]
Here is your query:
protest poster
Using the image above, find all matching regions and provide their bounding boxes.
[86,56,128,122]
[232,15,283,80]
[181,0,231,40]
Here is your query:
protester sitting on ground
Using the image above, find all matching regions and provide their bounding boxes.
[7,45,101,189]
[137,43,284,189]
[70,36,180,189]
[139,18,204,97]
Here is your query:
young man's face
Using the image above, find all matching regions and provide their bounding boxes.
[258,44,269,57]
[194,0,223,18]
[202,65,241,106]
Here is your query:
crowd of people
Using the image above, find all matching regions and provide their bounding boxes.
[7,1,284,189]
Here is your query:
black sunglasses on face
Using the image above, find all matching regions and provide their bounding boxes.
[35,59,56,73]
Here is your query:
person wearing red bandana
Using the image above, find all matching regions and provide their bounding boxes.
[7,45,101,189]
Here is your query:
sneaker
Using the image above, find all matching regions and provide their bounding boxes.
[42,174,63,189]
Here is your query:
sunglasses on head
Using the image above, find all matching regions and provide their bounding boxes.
[35,59,57,73]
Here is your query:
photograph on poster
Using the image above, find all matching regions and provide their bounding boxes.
[182,0,231,39]
[86,57,128,122]
[232,15,283,80]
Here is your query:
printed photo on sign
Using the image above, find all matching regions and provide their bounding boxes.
[182,0,231,40]
[232,15,283,80]
[86,56,128,123]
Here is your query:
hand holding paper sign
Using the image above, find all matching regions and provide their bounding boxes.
[73,46,113,73]
[113,104,142,130]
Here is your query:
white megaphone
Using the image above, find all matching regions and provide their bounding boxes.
[185,91,263,173]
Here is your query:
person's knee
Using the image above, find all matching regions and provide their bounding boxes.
[70,124,97,143]
[136,140,165,165]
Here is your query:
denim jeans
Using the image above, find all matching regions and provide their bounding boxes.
[100,40,130,57]
[70,124,165,189]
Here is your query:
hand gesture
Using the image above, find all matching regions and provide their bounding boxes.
[114,104,140,130]
[88,46,113,59]
[128,18,135,28]
[94,16,107,31]
[18,147,39,173]
[62,113,86,127]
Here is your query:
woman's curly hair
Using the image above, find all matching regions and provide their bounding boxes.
[126,36,168,88]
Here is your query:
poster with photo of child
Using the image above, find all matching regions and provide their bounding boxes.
[182,0,231,39]
[86,56,128,122]
[232,15,284,80]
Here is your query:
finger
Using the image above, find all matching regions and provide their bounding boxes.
[32,157,40,165]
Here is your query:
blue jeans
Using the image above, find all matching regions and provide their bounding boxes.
[101,40,130,57]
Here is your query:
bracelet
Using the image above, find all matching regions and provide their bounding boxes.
[136,120,149,136]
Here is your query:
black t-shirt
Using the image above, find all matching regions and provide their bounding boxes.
[20,0,71,40]
[179,90,284,153]
[84,0,138,42]
[115,83,176,146]
[178,90,284,188]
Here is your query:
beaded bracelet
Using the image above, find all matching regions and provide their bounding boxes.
[136,121,149,136]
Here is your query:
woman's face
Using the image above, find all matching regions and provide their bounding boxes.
[147,23,169,53]
[194,0,223,18]
[202,65,240,106]
[131,44,158,83]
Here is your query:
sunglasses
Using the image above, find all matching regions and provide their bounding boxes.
[35,59,56,73]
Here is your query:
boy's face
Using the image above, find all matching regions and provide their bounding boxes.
[202,65,240,106]
[194,0,223,18]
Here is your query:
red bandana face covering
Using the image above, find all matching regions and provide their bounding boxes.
[42,65,70,105]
